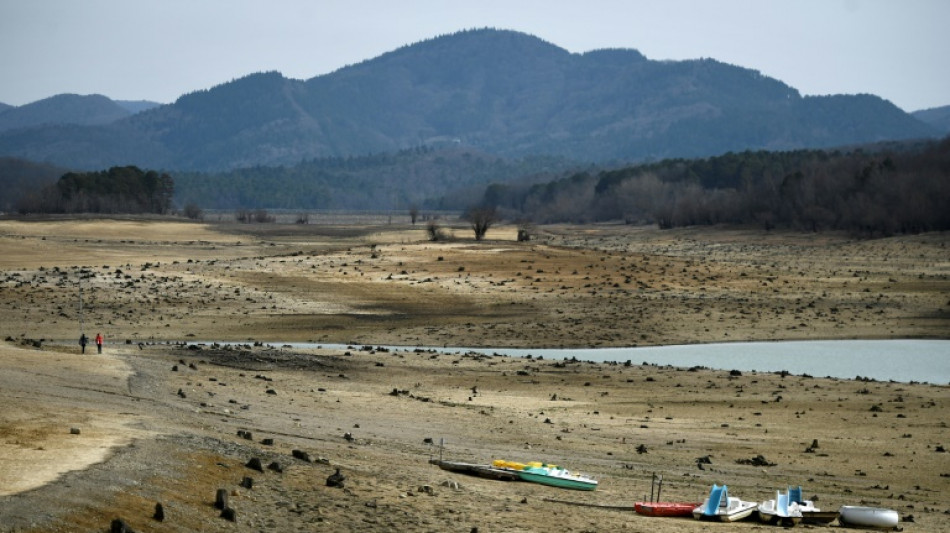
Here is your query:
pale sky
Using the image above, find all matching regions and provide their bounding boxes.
[1,0,947,112]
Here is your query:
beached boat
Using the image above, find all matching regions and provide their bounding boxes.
[514,463,598,491]
[839,505,899,529]
[786,486,839,525]
[757,489,802,526]
[693,484,757,522]
[634,501,701,517]
[429,459,521,481]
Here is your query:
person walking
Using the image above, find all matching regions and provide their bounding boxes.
[95,332,103,354]
[79,333,88,354]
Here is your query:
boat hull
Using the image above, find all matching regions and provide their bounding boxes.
[801,510,840,525]
[839,506,899,529]
[693,505,756,522]
[517,469,597,491]
[634,501,700,517]
[758,491,802,526]
[693,485,756,522]
[430,460,521,481]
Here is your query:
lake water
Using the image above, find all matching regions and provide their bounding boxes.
[277,339,950,384]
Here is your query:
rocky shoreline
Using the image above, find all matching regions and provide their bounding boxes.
[0,220,947,532]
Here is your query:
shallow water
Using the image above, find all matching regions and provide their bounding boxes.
[278,339,950,384]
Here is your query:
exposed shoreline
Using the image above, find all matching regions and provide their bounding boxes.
[0,220,947,532]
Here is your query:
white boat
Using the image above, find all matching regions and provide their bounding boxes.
[758,489,802,526]
[693,484,757,522]
[516,464,598,491]
[839,505,899,529]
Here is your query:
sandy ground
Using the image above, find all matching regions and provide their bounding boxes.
[0,217,947,532]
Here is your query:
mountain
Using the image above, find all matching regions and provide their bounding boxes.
[0,29,939,171]
[115,100,162,114]
[913,105,950,134]
[0,102,11,114]
[0,94,133,132]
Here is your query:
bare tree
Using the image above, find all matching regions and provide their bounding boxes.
[464,206,499,241]
[183,203,203,220]
[426,221,448,241]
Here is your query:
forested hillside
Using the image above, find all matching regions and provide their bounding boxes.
[481,138,950,235]
[0,29,937,171]
[0,157,69,212]
[0,94,132,132]
[913,105,950,134]
[173,146,578,210]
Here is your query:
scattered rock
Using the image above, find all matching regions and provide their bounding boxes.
[220,506,236,522]
[240,476,254,489]
[69,427,81,435]
[292,449,312,462]
[326,468,345,488]
[110,518,136,533]
[153,502,164,522]
[736,454,776,467]
[267,461,283,473]
[245,457,263,472]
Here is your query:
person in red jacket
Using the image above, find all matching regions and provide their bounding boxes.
[95,332,103,354]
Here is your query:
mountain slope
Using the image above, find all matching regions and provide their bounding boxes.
[0,94,132,132]
[0,29,939,170]
[913,105,950,134]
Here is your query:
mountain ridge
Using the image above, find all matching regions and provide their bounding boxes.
[0,28,939,171]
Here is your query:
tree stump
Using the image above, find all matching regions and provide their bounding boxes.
[214,488,229,510]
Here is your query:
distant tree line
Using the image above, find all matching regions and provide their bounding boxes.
[172,146,577,210]
[16,166,174,215]
[479,138,950,236]
[0,157,66,212]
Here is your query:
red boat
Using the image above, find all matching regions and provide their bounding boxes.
[634,501,700,517]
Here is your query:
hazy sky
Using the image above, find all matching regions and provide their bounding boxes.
[1,0,947,112]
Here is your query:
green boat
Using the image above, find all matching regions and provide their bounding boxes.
[517,464,598,491]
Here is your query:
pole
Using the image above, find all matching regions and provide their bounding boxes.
[656,474,663,502]
[649,472,655,502]
[78,275,85,336]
